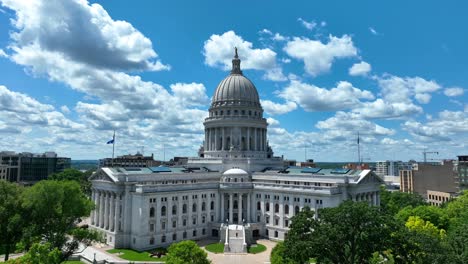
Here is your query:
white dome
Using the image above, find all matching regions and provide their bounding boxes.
[223,168,248,175]
[212,74,260,106]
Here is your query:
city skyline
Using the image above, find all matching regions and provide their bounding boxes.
[0,0,467,161]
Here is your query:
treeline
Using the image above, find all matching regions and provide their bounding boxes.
[271,187,468,264]
[0,169,101,263]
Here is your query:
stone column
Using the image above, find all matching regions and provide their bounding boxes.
[247,127,250,151]
[167,197,173,231]
[91,190,97,225]
[188,195,193,227]
[260,197,265,222]
[215,128,218,151]
[229,193,233,224]
[178,195,183,230]
[238,193,243,224]
[104,192,109,229]
[98,191,104,228]
[220,193,224,222]
[109,193,115,231]
[247,193,251,223]
[289,199,294,219]
[222,127,225,150]
[269,200,274,226]
[279,194,284,228]
[114,193,120,232]
[198,194,202,225]
[253,127,258,151]
[155,196,161,230]
[90,190,95,225]
[204,129,208,151]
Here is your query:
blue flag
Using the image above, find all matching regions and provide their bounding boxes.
[107,139,114,144]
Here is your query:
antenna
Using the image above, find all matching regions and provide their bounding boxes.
[357,132,361,165]
[138,146,144,155]
[304,142,307,161]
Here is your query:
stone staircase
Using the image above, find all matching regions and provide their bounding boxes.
[224,224,247,253]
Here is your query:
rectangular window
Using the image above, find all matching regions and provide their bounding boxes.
[149,224,154,232]
[172,221,176,228]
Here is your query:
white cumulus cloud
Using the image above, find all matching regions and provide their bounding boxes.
[284,35,358,76]
[349,61,371,76]
[279,80,374,112]
[261,100,297,115]
[203,30,286,81]
[444,87,464,97]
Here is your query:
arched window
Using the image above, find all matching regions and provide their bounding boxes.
[285,204,289,214]
[192,203,197,212]
[294,206,300,215]
[275,204,279,213]
[257,201,261,210]
[210,201,214,210]
[202,202,206,211]
[183,204,187,214]
[266,203,270,211]
[172,205,177,215]
[161,206,166,216]
[150,207,155,218]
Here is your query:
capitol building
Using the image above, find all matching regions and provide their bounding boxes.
[89,50,384,252]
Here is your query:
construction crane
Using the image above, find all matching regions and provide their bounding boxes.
[423,150,438,163]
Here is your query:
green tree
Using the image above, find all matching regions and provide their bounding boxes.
[21,180,100,261]
[270,242,295,264]
[49,168,93,196]
[397,205,449,230]
[21,243,62,264]
[0,180,24,261]
[283,207,316,264]
[284,201,392,264]
[379,186,426,216]
[388,217,446,264]
[444,220,468,264]
[165,240,210,264]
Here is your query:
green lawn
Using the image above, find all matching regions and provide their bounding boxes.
[247,243,267,254]
[107,248,166,262]
[62,261,84,264]
[205,243,224,253]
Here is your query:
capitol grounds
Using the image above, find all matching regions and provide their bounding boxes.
[71,217,274,264]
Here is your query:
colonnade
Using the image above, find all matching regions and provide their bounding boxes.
[220,192,251,224]
[352,191,380,206]
[204,127,267,152]
[91,189,121,232]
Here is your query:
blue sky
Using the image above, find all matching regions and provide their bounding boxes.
[0,0,466,161]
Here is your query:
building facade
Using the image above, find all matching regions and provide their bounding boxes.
[456,155,468,191]
[375,160,413,177]
[400,160,459,203]
[99,153,161,168]
[0,151,70,183]
[89,50,384,252]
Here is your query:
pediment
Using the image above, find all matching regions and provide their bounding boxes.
[89,169,116,183]
[356,171,385,184]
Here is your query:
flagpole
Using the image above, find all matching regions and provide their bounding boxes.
[112,130,115,167]
[357,131,361,166]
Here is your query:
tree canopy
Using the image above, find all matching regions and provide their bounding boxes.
[0,179,101,262]
[165,240,211,264]
[0,180,24,261]
[277,191,468,264]
[284,202,392,264]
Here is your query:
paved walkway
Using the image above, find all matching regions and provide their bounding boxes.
[201,239,276,264]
